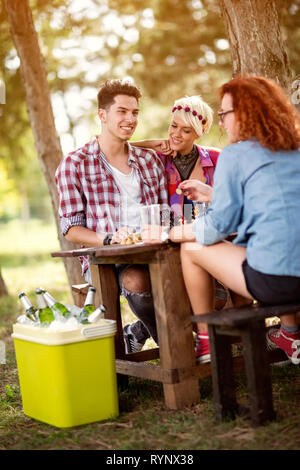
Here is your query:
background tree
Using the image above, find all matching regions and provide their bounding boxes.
[0,268,8,297]
[218,0,292,88]
[4,0,85,293]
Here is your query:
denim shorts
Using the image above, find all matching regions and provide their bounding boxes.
[242,259,300,305]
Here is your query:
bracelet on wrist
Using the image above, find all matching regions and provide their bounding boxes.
[103,233,113,246]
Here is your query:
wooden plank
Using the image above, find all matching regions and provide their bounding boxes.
[149,246,199,409]
[241,321,275,426]
[51,242,172,259]
[92,242,168,257]
[116,360,211,383]
[116,349,286,384]
[192,302,300,326]
[116,356,247,384]
[90,264,125,360]
[51,247,97,258]
[90,254,159,265]
[124,347,160,362]
[116,360,177,383]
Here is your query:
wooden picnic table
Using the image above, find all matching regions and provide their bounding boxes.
[51,241,292,422]
[52,242,201,410]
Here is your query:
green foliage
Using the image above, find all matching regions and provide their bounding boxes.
[4,384,19,402]
[1,0,299,221]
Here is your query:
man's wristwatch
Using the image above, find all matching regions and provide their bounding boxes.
[103,233,113,246]
[161,227,170,244]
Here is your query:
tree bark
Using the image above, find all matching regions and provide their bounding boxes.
[0,268,8,297]
[4,0,85,296]
[218,0,292,88]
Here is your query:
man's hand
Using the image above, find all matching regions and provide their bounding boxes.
[146,139,176,157]
[111,227,134,244]
[141,225,162,244]
[179,179,213,203]
[154,139,175,156]
[132,139,176,156]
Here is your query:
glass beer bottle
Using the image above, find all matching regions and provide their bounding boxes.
[79,286,96,324]
[35,288,55,325]
[41,289,71,319]
[18,292,38,322]
[86,304,106,323]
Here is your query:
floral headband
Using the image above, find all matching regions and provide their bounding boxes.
[172,105,207,125]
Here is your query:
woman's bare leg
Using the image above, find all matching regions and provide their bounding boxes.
[181,240,298,329]
[180,241,253,331]
[180,254,215,333]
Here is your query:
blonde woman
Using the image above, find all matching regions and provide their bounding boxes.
[134,95,219,226]
[136,95,238,359]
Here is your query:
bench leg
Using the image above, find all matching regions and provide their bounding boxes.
[241,321,275,426]
[208,325,238,421]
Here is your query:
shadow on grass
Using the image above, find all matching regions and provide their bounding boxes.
[0,253,61,269]
[118,374,214,415]
[119,377,164,413]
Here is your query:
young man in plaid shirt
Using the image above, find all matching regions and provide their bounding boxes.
[55,79,169,352]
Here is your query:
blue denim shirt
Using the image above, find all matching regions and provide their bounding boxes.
[193,140,300,276]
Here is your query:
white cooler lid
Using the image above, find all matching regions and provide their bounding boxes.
[12,319,117,346]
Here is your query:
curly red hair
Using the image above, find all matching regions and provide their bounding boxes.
[220,76,300,151]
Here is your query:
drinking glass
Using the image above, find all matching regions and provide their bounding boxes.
[140,204,160,227]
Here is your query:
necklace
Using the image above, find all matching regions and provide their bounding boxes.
[173,145,199,181]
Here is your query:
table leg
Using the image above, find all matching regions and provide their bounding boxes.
[90,264,125,360]
[149,246,199,409]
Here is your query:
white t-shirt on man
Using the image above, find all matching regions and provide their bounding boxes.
[107,163,142,231]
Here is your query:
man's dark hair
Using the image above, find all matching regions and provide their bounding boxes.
[97,79,142,109]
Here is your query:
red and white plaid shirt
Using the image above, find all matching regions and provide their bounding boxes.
[55,137,169,274]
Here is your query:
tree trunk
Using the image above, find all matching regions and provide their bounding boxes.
[218,0,292,88]
[4,0,85,297]
[0,268,8,297]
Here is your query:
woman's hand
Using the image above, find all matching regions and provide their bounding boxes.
[169,224,196,243]
[179,179,213,203]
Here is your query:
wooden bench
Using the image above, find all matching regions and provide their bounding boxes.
[192,302,300,426]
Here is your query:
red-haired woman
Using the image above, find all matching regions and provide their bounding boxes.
[166,76,300,365]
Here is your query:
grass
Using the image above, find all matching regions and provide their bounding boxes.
[0,219,300,450]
